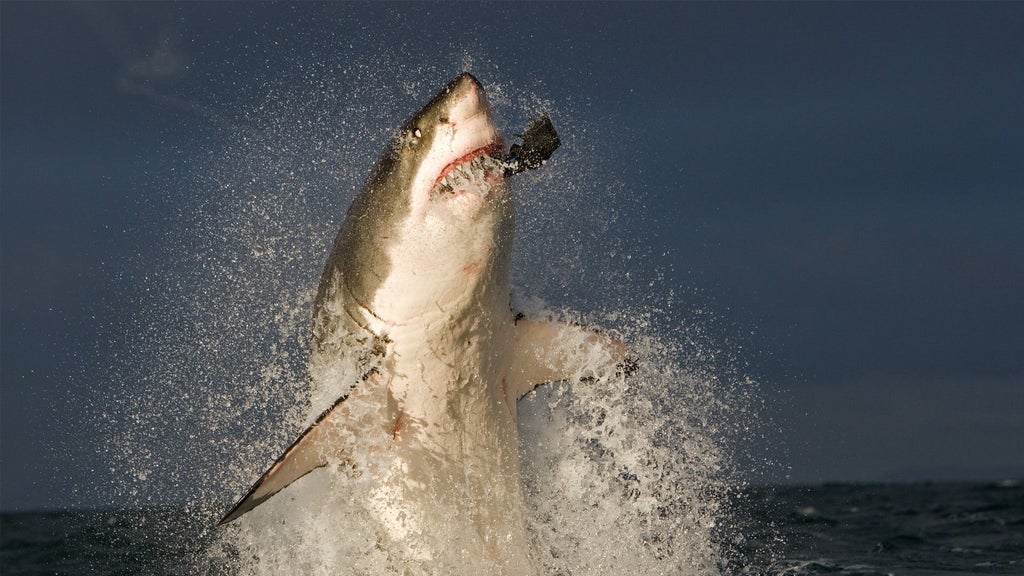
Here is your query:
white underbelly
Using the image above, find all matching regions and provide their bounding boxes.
[365,339,536,574]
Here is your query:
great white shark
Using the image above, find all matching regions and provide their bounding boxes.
[220,73,627,574]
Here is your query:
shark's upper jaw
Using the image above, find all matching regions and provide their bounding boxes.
[409,74,505,204]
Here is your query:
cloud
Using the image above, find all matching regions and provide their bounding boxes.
[75,4,194,109]
[120,27,188,87]
[111,23,196,115]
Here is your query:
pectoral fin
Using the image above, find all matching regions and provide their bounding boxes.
[507,313,632,400]
[218,394,352,525]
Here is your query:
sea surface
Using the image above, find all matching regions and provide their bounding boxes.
[2,482,1020,575]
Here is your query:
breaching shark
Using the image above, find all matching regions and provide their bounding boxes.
[220,73,627,574]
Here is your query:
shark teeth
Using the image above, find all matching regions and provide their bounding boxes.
[432,154,504,197]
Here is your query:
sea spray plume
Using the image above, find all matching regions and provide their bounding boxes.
[218,73,630,575]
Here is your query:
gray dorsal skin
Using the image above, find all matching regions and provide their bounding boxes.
[220,73,626,574]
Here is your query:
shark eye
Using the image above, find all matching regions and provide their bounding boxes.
[413,128,422,139]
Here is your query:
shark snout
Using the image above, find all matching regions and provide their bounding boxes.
[445,73,490,126]
[449,73,484,101]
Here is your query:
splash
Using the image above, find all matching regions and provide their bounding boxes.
[98,34,766,575]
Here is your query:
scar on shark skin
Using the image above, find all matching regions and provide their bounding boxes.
[500,377,515,415]
[391,412,405,440]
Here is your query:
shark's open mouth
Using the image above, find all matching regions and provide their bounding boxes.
[433,142,503,187]
[432,143,504,196]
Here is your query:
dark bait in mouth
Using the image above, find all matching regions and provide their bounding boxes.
[500,114,561,176]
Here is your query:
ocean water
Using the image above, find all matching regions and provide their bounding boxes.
[736,482,1024,575]
[3,482,1021,575]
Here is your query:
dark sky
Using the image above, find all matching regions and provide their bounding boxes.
[2,2,1022,511]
